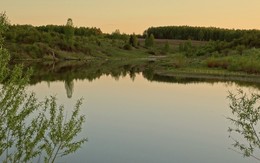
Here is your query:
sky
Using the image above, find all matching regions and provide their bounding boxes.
[1,0,260,34]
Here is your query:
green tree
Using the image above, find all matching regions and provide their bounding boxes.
[129,33,138,48]
[0,12,9,48]
[110,29,121,39]
[145,34,154,47]
[112,29,120,36]
[64,18,74,47]
[198,30,204,41]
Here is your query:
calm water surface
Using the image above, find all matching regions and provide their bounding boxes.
[28,73,259,163]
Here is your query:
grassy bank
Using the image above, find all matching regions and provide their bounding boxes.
[4,23,260,78]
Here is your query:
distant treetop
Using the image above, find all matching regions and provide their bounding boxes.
[66,18,73,27]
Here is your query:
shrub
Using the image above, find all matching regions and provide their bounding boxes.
[171,54,187,68]
[236,45,246,55]
[162,41,170,54]
[129,34,138,47]
[147,50,156,55]
[206,57,230,69]
[123,43,132,50]
[145,34,155,47]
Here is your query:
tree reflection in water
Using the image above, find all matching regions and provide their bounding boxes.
[227,89,260,161]
[65,79,74,99]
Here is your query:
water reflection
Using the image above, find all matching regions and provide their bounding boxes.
[65,78,74,98]
[17,60,260,163]
[0,61,86,163]
[21,60,260,98]
[227,90,260,161]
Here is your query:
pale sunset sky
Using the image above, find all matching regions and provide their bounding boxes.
[1,0,260,34]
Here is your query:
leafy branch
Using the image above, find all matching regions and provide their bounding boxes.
[227,89,260,161]
[0,12,87,163]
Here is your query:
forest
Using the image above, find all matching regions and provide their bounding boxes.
[145,26,260,45]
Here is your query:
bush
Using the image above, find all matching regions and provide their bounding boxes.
[241,60,260,73]
[162,41,170,54]
[129,34,138,47]
[206,57,230,69]
[236,45,246,55]
[123,43,132,50]
[145,34,155,47]
[147,50,156,55]
[171,54,187,68]
[179,40,194,57]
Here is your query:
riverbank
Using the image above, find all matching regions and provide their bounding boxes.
[5,24,260,80]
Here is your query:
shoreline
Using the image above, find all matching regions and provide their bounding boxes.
[153,70,260,84]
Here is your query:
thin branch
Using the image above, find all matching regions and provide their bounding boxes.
[228,148,260,161]
[250,123,260,144]
[51,143,62,163]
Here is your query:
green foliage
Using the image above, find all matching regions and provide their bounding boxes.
[205,51,260,73]
[206,57,230,69]
[164,41,170,53]
[147,49,157,55]
[3,24,101,59]
[146,26,260,43]
[36,25,102,37]
[227,90,260,161]
[43,97,87,163]
[236,45,246,55]
[0,53,87,163]
[179,40,194,56]
[74,27,102,36]
[0,48,39,162]
[1,12,260,79]
[110,29,121,39]
[193,40,252,57]
[129,34,138,48]
[123,43,132,50]
[0,12,9,47]
[170,54,187,68]
[145,34,154,47]
[198,30,204,41]
[231,33,260,48]
[0,13,87,163]
[65,18,74,47]
[107,31,129,42]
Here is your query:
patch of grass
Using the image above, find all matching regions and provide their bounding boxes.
[204,49,260,74]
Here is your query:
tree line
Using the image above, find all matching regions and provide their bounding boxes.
[145,26,260,47]
[4,24,102,44]
[2,19,104,59]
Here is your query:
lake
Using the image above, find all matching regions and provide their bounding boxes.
[27,67,260,163]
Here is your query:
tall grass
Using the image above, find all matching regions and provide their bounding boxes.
[205,49,260,74]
